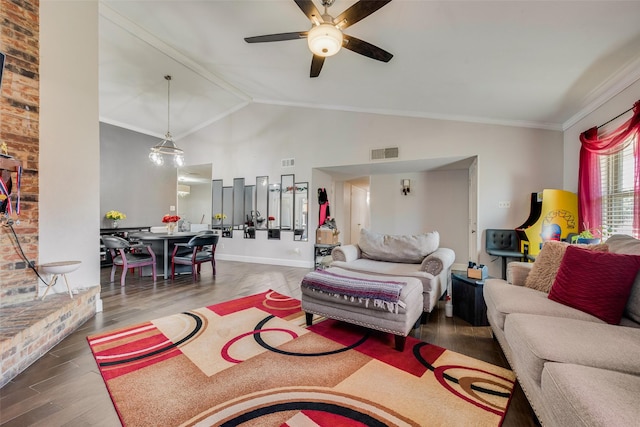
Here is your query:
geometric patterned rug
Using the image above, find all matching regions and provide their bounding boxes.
[87,290,515,426]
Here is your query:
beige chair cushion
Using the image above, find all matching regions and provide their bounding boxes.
[358,228,439,263]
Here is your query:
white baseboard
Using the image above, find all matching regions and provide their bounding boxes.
[215,253,314,269]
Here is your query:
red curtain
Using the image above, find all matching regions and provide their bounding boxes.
[578,100,640,238]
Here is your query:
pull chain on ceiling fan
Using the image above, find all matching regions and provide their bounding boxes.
[244,0,393,78]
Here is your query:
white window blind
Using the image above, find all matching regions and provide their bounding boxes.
[599,137,637,237]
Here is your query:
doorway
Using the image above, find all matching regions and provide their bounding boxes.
[349,178,370,245]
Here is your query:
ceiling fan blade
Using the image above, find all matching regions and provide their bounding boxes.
[294,0,322,22]
[343,34,393,62]
[334,0,392,30]
[310,55,325,78]
[244,31,308,43]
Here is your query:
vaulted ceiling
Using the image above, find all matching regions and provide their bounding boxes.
[99,0,640,141]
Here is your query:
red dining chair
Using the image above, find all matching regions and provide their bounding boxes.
[102,235,157,286]
[171,234,218,279]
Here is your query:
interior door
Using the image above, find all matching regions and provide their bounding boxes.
[350,185,369,245]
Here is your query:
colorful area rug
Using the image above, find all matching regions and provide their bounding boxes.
[87,290,516,426]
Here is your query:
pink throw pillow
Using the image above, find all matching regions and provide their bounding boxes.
[548,245,640,324]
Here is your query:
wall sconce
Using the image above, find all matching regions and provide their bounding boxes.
[402,179,410,196]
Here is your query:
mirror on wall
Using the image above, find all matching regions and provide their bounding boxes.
[280,174,295,232]
[244,184,256,239]
[212,179,223,231]
[233,177,245,230]
[256,176,268,232]
[222,186,233,237]
[177,164,212,232]
[268,180,281,239]
[295,182,308,241]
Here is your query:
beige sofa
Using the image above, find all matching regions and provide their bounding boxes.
[483,234,640,426]
[330,229,456,322]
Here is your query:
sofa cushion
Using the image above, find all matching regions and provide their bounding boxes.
[504,313,640,386]
[548,245,640,324]
[524,241,608,293]
[358,229,439,263]
[606,234,640,323]
[483,279,604,332]
[542,363,640,427]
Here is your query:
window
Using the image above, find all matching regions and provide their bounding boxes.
[599,137,637,237]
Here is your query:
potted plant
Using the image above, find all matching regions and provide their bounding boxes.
[570,223,609,244]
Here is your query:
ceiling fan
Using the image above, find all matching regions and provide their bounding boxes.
[244,0,393,78]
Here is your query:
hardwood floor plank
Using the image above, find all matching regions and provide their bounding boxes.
[0,261,536,426]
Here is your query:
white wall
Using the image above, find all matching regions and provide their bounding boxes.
[563,78,640,192]
[40,1,100,294]
[182,103,564,277]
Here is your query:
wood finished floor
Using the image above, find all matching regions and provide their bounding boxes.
[0,261,537,426]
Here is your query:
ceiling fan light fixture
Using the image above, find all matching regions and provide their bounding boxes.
[307,23,343,57]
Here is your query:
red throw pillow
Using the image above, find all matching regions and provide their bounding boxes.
[548,245,640,324]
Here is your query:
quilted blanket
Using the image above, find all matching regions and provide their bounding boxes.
[301,269,407,313]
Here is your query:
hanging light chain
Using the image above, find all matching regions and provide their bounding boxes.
[165,75,172,137]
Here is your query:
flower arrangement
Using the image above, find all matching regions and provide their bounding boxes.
[214,213,227,220]
[162,214,181,223]
[268,216,275,221]
[105,210,126,221]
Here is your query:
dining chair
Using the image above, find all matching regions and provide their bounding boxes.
[171,233,219,279]
[102,235,157,286]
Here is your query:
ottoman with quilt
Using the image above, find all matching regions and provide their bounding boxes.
[300,267,424,351]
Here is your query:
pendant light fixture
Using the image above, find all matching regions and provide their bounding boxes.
[149,75,184,167]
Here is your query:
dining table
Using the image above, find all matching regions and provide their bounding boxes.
[130,231,202,279]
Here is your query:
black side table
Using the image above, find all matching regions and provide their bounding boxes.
[314,243,340,269]
[451,271,491,326]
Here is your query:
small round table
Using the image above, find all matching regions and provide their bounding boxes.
[39,261,81,300]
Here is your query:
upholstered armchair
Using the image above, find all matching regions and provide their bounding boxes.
[330,229,456,322]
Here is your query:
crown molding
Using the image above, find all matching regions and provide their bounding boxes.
[562,57,640,131]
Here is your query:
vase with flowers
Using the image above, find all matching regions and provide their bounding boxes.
[105,210,126,228]
[213,213,226,225]
[162,214,181,235]
[268,215,276,228]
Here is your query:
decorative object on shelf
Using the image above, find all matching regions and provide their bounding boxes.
[105,210,126,228]
[268,215,275,228]
[149,75,185,167]
[162,214,181,235]
[213,213,226,224]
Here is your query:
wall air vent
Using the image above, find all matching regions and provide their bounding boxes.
[281,158,295,167]
[370,147,399,161]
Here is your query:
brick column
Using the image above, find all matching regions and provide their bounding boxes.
[0,0,40,306]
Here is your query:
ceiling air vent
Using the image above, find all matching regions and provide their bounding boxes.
[370,147,399,161]
[281,158,295,167]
